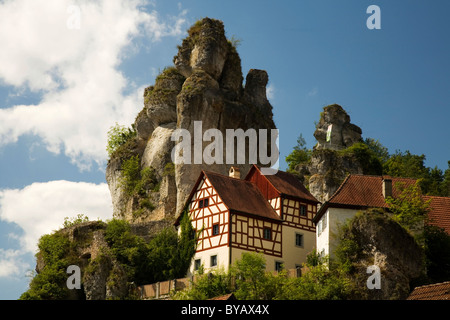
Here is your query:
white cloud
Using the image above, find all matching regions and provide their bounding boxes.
[0,0,187,170]
[0,181,112,257]
[266,83,275,101]
[307,87,319,97]
[0,249,27,279]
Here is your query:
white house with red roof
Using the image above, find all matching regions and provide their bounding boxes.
[175,165,320,275]
[313,175,417,259]
[313,174,450,260]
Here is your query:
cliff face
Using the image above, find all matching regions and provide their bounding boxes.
[106,18,276,223]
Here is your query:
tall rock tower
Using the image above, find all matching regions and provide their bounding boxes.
[106,18,277,223]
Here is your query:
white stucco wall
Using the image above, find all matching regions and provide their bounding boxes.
[316,207,359,259]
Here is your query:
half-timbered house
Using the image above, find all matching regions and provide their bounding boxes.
[175,165,320,275]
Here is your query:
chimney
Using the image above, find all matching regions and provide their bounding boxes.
[229,166,240,179]
[382,178,392,198]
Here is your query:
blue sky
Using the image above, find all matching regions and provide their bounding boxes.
[0,0,449,299]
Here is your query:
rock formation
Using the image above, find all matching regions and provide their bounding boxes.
[106,18,276,223]
[295,104,365,204]
[339,210,425,300]
[314,104,362,151]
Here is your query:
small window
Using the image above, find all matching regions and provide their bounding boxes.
[210,255,217,267]
[300,205,307,216]
[295,233,304,247]
[212,224,219,236]
[275,261,284,272]
[263,227,272,240]
[198,198,209,209]
[194,259,201,271]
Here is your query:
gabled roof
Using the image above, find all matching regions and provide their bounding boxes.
[246,165,319,203]
[407,281,450,300]
[204,171,282,222]
[424,196,450,234]
[314,174,417,222]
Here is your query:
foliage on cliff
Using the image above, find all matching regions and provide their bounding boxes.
[20,214,196,300]
[286,131,450,197]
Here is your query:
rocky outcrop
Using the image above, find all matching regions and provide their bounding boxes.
[339,210,425,300]
[295,104,364,204]
[33,220,173,300]
[106,18,276,222]
[304,149,364,204]
[314,104,362,151]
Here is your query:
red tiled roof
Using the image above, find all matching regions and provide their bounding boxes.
[424,196,450,234]
[407,281,450,300]
[204,171,282,222]
[328,174,416,208]
[262,169,319,203]
[315,174,417,221]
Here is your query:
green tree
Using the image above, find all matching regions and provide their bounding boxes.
[386,181,431,234]
[172,211,199,279]
[63,213,89,228]
[363,138,389,164]
[105,217,197,285]
[106,122,136,157]
[423,225,450,283]
[172,268,232,300]
[120,155,142,196]
[285,134,312,173]
[104,219,150,284]
[339,142,383,175]
[231,252,267,300]
[20,233,74,300]
[279,263,355,300]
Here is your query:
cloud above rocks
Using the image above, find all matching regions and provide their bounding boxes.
[0,181,112,279]
[0,0,187,170]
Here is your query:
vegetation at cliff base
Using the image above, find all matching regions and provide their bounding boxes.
[172,251,357,300]
[20,213,197,300]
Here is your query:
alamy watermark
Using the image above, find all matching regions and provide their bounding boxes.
[170,121,279,175]
[367,5,381,30]
[366,265,381,289]
[66,265,81,290]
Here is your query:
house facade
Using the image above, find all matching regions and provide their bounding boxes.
[176,165,319,275]
[313,174,417,259]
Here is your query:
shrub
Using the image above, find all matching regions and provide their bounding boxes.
[106,123,136,157]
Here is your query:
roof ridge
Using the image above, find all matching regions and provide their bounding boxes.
[203,170,252,182]
[423,195,450,200]
[413,281,450,289]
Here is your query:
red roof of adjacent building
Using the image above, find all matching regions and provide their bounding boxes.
[424,196,450,234]
[407,281,450,300]
[314,174,450,234]
[315,174,417,222]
